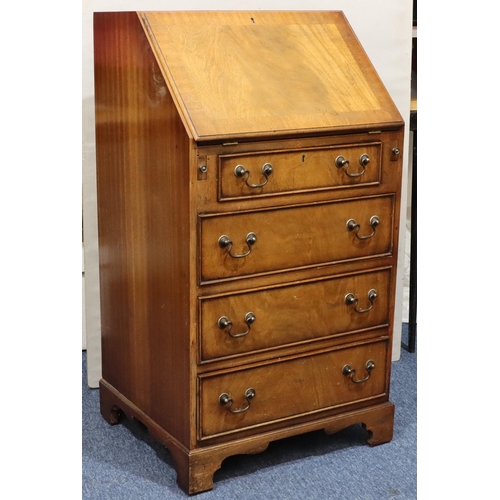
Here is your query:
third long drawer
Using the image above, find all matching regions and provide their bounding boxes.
[199,267,391,362]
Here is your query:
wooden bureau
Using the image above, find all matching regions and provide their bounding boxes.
[94,11,404,494]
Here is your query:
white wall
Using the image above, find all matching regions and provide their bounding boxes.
[82,0,413,387]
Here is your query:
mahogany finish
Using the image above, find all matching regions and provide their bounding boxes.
[200,195,395,282]
[218,141,383,199]
[94,11,404,494]
[199,268,391,362]
[199,339,389,439]
[141,11,402,141]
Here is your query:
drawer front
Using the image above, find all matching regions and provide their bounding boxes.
[219,142,382,200]
[199,339,388,439]
[200,268,391,362]
[200,195,394,282]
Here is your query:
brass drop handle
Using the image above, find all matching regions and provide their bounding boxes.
[218,232,257,258]
[219,388,256,414]
[218,312,256,338]
[335,154,370,178]
[234,162,273,188]
[346,215,379,240]
[342,360,375,383]
[345,288,377,313]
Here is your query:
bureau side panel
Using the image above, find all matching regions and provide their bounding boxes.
[94,12,192,446]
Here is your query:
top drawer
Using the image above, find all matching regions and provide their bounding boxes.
[219,142,382,201]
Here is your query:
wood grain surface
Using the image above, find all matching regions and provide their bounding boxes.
[200,268,391,361]
[94,11,403,494]
[200,195,395,281]
[139,11,403,141]
[219,141,382,199]
[94,11,194,446]
[199,339,389,438]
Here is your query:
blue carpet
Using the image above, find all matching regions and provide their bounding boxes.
[83,325,416,499]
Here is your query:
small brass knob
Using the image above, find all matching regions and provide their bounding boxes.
[335,155,348,168]
[359,153,370,167]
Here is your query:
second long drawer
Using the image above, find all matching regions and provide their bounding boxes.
[199,268,391,362]
[199,195,395,282]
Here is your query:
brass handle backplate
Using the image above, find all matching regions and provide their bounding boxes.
[234,163,273,188]
[218,232,257,258]
[342,360,375,383]
[218,312,256,338]
[346,215,379,240]
[219,388,256,414]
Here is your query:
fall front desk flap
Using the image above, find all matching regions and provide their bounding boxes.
[139,11,403,142]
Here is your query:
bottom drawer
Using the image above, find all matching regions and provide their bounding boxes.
[199,339,389,439]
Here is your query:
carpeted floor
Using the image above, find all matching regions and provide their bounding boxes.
[82,324,416,499]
